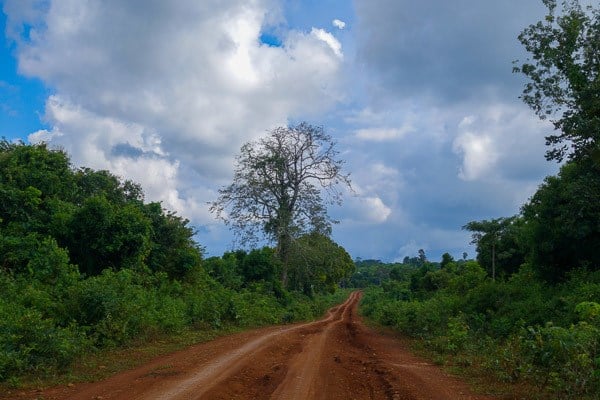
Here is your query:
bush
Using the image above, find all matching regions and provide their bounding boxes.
[361,262,600,398]
[65,269,191,346]
[0,299,88,380]
[518,322,600,397]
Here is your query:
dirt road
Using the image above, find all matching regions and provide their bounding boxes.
[20,292,495,399]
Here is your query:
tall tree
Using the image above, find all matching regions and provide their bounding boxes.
[513,0,600,162]
[463,217,525,281]
[210,123,351,286]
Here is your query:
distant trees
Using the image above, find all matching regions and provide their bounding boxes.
[464,158,600,284]
[287,233,354,294]
[210,123,351,287]
[440,253,454,269]
[203,247,281,291]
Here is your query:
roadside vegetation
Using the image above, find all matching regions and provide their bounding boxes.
[0,138,352,388]
[358,257,600,399]
[360,1,600,398]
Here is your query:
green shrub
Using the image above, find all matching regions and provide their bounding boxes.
[0,300,88,380]
[230,290,281,326]
[518,322,600,397]
[65,269,191,346]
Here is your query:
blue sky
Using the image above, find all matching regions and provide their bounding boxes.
[1,0,562,262]
[0,11,48,139]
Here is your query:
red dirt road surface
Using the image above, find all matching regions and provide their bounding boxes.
[15,292,496,399]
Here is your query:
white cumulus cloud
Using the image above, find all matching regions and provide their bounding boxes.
[453,116,498,181]
[5,0,345,228]
[363,196,392,223]
[332,19,346,29]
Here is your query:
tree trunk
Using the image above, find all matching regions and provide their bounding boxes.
[492,243,496,282]
[278,231,291,288]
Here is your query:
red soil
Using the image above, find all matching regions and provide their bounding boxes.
[6,291,496,399]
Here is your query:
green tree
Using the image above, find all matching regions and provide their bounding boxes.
[513,0,600,162]
[66,196,151,275]
[74,168,143,205]
[463,217,525,280]
[522,159,600,281]
[143,202,202,279]
[203,254,243,289]
[210,123,351,286]
[440,252,454,269]
[418,249,427,265]
[287,233,354,294]
[0,140,75,200]
[0,185,43,234]
[240,247,280,283]
[0,141,76,236]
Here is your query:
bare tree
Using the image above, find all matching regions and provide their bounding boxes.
[210,123,351,286]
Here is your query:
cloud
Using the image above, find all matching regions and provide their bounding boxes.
[344,196,391,224]
[453,116,499,181]
[332,19,346,29]
[452,104,554,182]
[28,128,61,143]
[5,0,345,229]
[28,95,189,216]
[354,126,412,141]
[310,27,343,58]
[4,0,564,263]
[363,196,392,223]
[354,0,548,104]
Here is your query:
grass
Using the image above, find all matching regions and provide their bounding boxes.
[0,325,242,396]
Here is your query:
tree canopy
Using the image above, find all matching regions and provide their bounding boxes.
[514,0,600,162]
[0,140,202,279]
[463,217,526,281]
[287,232,354,295]
[521,159,600,281]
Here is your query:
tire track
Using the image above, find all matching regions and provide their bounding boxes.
[269,291,359,400]
[149,292,358,400]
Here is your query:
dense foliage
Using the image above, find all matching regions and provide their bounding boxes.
[460,158,600,285]
[0,140,350,385]
[358,257,600,398]
[522,159,600,281]
[0,141,200,280]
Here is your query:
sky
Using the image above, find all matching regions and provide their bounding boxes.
[0,0,564,262]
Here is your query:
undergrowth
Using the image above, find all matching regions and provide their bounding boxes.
[360,264,600,399]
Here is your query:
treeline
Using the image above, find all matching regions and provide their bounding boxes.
[359,161,600,398]
[0,140,349,384]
